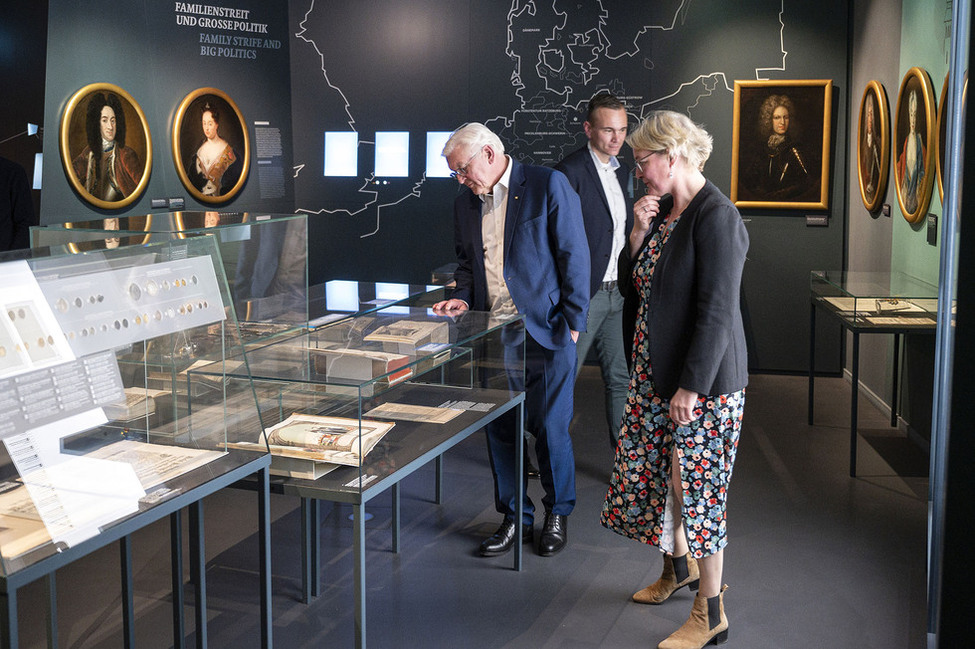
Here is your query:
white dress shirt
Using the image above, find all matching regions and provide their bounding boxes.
[481,156,518,317]
[588,143,627,283]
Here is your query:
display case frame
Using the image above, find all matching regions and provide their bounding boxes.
[0,236,272,648]
[32,211,310,348]
[32,214,450,351]
[808,270,939,476]
[215,305,527,649]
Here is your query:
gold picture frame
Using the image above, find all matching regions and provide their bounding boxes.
[172,87,250,204]
[857,81,890,213]
[59,83,152,210]
[893,67,936,224]
[730,79,832,210]
[936,73,968,206]
[936,74,948,204]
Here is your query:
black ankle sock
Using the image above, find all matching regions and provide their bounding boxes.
[672,554,689,582]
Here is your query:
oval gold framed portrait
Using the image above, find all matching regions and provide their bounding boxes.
[172,88,250,204]
[59,83,153,210]
[893,67,937,224]
[936,74,949,204]
[857,80,890,214]
[935,73,966,205]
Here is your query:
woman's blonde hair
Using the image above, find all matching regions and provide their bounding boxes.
[627,110,713,171]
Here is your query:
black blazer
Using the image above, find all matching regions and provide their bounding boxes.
[555,146,633,297]
[619,180,749,398]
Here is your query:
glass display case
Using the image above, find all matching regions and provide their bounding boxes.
[808,270,940,477]
[31,212,309,346]
[0,235,268,577]
[810,270,939,328]
[31,213,451,350]
[198,306,524,495]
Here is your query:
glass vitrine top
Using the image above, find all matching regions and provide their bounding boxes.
[811,270,938,300]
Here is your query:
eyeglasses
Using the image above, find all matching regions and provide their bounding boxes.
[634,152,661,174]
[450,148,483,180]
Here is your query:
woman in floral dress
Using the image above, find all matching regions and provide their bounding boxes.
[600,111,749,649]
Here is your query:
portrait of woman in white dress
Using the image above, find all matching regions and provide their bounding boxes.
[173,89,249,203]
[187,100,242,197]
[892,67,936,223]
[896,90,924,215]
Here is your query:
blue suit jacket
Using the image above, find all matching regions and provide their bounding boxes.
[555,146,633,297]
[449,159,590,350]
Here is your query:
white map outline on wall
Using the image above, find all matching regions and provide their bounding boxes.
[292,0,789,237]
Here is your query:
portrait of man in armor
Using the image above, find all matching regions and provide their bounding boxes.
[59,83,152,210]
[731,80,831,209]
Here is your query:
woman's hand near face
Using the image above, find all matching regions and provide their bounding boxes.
[629,194,665,256]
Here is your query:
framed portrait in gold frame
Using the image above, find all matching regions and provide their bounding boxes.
[172,88,250,204]
[730,79,832,210]
[856,81,890,213]
[936,73,968,205]
[59,83,152,210]
[893,67,936,224]
[936,74,948,204]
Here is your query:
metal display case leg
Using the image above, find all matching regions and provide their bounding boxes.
[45,574,56,649]
[171,511,185,649]
[808,303,816,425]
[353,503,366,649]
[850,332,860,477]
[121,536,134,649]
[258,467,272,649]
[299,497,323,602]
[312,501,320,598]
[434,455,444,505]
[391,484,401,553]
[514,400,524,572]
[891,333,901,427]
[1,588,18,649]
[189,501,207,649]
[300,498,313,604]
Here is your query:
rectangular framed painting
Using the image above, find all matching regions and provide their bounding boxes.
[730,79,832,210]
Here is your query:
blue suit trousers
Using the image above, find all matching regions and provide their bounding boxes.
[486,331,577,524]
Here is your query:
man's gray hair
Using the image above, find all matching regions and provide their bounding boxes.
[442,122,505,158]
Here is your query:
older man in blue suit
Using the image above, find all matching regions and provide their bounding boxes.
[433,123,590,557]
[555,92,633,447]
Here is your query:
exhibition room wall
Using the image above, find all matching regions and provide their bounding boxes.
[39,0,296,220]
[846,0,951,442]
[23,0,950,392]
[287,0,850,375]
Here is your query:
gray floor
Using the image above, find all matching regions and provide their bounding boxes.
[13,370,929,648]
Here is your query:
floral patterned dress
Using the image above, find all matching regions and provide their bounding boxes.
[599,215,745,559]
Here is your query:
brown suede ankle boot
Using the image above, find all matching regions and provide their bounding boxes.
[632,553,700,604]
[657,585,728,649]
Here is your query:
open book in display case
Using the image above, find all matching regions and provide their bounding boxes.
[199,304,525,492]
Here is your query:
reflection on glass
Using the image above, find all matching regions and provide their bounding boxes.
[325,280,360,312]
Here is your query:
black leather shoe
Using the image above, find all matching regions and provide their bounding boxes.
[478,519,533,557]
[537,513,567,557]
